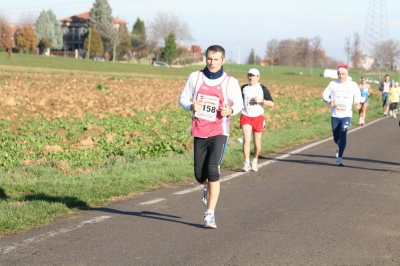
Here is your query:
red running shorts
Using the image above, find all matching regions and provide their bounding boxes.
[240,114,265,132]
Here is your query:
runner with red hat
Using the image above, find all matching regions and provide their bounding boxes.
[322,65,361,166]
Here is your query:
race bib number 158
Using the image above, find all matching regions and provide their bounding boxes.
[195,94,220,122]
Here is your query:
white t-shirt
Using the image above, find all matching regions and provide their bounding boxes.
[241,83,273,117]
[382,81,391,93]
[322,79,361,118]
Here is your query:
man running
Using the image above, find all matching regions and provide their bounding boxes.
[379,74,392,116]
[322,65,361,166]
[178,45,243,228]
[240,68,274,172]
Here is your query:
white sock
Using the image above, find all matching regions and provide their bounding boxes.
[245,158,250,163]
[206,209,214,215]
[252,158,258,163]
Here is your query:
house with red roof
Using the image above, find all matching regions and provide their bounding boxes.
[59,11,127,51]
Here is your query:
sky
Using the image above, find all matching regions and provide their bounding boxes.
[3,0,400,64]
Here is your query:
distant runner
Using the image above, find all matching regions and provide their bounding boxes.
[322,65,361,166]
[358,76,371,126]
[389,82,400,118]
[379,74,392,116]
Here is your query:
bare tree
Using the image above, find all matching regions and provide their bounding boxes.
[372,39,400,71]
[265,39,279,71]
[18,12,37,25]
[350,32,363,69]
[296,37,310,67]
[148,12,194,46]
[0,13,12,59]
[344,36,351,66]
[278,39,296,66]
[310,36,323,66]
[308,36,323,75]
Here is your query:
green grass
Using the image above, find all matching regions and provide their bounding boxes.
[0,53,386,237]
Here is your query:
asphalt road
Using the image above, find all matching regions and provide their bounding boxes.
[1,116,400,266]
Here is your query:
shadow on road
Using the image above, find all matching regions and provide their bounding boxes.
[259,153,400,174]
[23,193,90,210]
[97,208,204,229]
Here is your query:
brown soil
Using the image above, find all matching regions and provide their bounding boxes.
[0,72,185,121]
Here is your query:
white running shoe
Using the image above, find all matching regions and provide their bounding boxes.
[242,161,251,172]
[384,112,388,116]
[204,213,217,229]
[202,185,207,206]
[337,157,344,166]
[390,110,393,116]
[251,161,258,172]
[335,148,339,158]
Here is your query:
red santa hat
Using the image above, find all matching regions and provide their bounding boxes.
[337,65,348,73]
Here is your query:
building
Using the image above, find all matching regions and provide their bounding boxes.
[360,55,374,71]
[59,12,127,51]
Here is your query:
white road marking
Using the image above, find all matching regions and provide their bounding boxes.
[174,117,385,195]
[139,198,166,205]
[0,216,111,255]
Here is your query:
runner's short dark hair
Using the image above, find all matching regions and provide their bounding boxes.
[206,45,225,59]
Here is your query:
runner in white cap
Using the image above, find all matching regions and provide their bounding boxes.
[240,68,274,172]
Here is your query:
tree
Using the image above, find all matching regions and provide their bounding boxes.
[117,23,131,55]
[16,12,37,53]
[35,9,63,51]
[296,37,310,67]
[18,12,37,25]
[148,12,193,46]
[265,39,279,70]
[0,14,12,59]
[372,39,400,71]
[46,9,63,49]
[131,18,146,48]
[310,36,323,66]
[83,26,104,58]
[131,18,147,60]
[247,48,256,64]
[87,0,116,58]
[350,32,363,69]
[344,35,351,66]
[16,25,37,53]
[308,36,326,75]
[278,39,296,66]
[160,32,177,65]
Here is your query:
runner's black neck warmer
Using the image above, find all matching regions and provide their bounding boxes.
[203,66,224,79]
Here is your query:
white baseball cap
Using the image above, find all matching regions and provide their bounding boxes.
[248,68,260,76]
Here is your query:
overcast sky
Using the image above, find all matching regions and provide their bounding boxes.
[3,0,400,64]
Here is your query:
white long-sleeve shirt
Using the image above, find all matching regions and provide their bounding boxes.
[179,70,243,137]
[179,71,243,115]
[322,78,361,118]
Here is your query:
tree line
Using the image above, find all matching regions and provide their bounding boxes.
[0,0,194,64]
[2,0,399,70]
[251,33,400,71]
